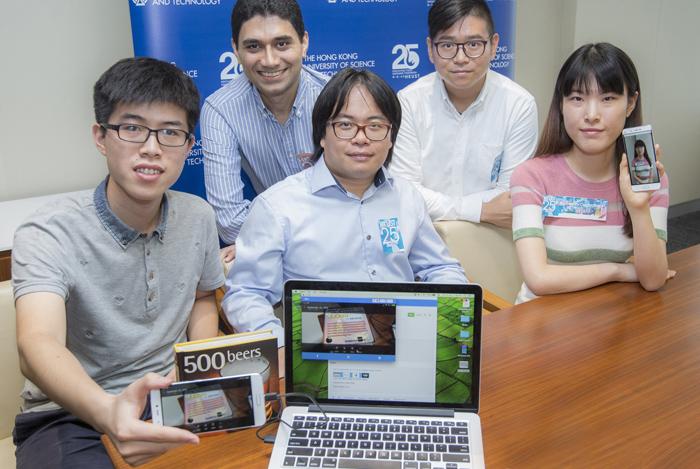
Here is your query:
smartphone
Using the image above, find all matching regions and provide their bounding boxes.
[622,125,660,191]
[150,373,266,434]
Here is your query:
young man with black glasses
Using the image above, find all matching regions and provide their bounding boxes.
[201,0,328,262]
[11,58,225,468]
[391,0,538,228]
[221,68,466,343]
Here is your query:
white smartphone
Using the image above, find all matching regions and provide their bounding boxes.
[150,373,266,434]
[622,124,660,192]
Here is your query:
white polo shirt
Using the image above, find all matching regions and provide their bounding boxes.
[391,70,538,223]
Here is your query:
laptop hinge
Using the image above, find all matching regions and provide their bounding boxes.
[307,404,454,418]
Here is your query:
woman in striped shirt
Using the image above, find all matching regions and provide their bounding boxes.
[631,139,653,183]
[510,43,674,303]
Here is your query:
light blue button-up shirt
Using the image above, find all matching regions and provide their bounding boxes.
[223,156,467,345]
[201,66,328,244]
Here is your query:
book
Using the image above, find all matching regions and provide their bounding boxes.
[173,329,279,397]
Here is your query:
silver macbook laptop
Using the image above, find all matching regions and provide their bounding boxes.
[269,280,484,469]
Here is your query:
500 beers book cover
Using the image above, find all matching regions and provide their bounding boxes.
[173,329,279,396]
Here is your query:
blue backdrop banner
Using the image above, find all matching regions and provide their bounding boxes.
[128,0,516,199]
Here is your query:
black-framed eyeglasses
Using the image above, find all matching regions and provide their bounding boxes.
[433,39,490,59]
[328,121,392,142]
[100,123,192,147]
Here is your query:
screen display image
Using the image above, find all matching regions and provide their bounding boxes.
[290,288,477,407]
[301,298,397,361]
[624,131,659,186]
[158,377,255,433]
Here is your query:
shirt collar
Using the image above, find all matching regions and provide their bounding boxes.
[310,154,393,196]
[250,68,308,120]
[291,70,309,118]
[93,177,169,249]
[436,69,491,114]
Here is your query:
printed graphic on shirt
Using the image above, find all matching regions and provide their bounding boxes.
[297,152,315,169]
[378,217,405,254]
[490,153,503,184]
[542,195,608,221]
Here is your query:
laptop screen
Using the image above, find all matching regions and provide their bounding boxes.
[284,281,482,411]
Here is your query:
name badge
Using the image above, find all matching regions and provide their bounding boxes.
[378,217,405,254]
[542,195,608,221]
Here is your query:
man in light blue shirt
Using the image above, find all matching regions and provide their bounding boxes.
[223,68,467,345]
[202,0,328,258]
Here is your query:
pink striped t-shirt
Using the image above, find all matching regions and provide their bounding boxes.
[510,154,669,303]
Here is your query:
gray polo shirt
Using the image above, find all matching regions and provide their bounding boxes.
[12,179,225,412]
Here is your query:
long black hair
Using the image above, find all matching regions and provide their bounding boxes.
[536,43,642,237]
[633,139,652,166]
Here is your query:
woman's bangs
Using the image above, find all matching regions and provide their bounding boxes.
[561,51,627,96]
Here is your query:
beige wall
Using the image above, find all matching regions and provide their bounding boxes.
[0,0,698,205]
[572,0,700,207]
[514,0,576,129]
[0,1,132,202]
[515,0,700,206]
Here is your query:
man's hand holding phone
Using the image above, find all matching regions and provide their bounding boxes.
[101,373,199,466]
[150,373,266,435]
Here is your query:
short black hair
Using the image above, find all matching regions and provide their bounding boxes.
[311,68,401,166]
[93,57,200,132]
[428,0,495,39]
[231,0,305,47]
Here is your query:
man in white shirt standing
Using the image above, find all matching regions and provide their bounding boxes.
[391,0,537,228]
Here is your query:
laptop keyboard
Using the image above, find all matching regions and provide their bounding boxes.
[281,414,471,469]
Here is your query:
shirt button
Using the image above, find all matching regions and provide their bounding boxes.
[148,271,155,280]
[146,249,151,256]
[148,292,155,302]
[371,270,377,276]
[366,235,372,240]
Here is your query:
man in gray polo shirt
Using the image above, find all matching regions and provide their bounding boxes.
[11,58,225,468]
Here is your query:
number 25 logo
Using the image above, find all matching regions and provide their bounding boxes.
[219,51,243,81]
[392,44,420,71]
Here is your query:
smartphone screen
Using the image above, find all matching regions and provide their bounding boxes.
[155,374,261,433]
[623,125,660,190]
